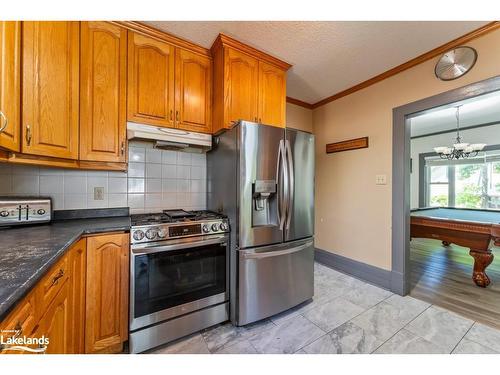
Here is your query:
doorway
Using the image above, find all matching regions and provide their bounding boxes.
[391,75,500,328]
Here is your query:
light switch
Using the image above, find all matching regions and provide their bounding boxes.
[375,174,387,185]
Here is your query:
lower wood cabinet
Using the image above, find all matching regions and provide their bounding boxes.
[31,281,72,354]
[0,232,129,355]
[85,233,129,354]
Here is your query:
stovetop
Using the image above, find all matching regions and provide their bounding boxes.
[131,209,225,227]
[130,210,229,244]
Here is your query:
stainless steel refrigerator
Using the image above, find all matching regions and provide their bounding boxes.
[207,121,315,326]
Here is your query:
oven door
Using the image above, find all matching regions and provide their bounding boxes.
[130,235,229,331]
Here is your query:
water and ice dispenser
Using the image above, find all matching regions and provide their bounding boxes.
[252,180,278,227]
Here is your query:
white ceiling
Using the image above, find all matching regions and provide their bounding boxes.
[410,90,500,137]
[144,21,488,104]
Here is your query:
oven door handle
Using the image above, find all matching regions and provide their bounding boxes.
[132,237,227,256]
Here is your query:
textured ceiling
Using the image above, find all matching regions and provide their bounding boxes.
[144,21,488,104]
[411,90,500,137]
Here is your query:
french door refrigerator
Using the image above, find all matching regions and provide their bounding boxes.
[207,121,315,325]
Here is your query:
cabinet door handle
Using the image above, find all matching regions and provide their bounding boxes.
[51,269,64,286]
[13,322,23,340]
[0,111,7,133]
[259,118,262,123]
[175,110,180,123]
[254,117,258,122]
[170,110,173,121]
[121,141,125,156]
[25,125,32,145]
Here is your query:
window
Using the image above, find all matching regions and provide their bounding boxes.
[424,150,500,209]
[428,165,449,207]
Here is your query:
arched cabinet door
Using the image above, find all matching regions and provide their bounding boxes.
[224,48,259,127]
[80,22,127,163]
[175,48,212,134]
[85,233,129,354]
[127,31,175,128]
[0,21,21,152]
[258,61,286,128]
[22,21,80,159]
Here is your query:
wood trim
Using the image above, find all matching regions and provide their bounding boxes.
[411,216,493,235]
[326,136,369,154]
[4,152,127,171]
[286,96,313,109]
[312,21,500,109]
[211,33,292,71]
[111,21,211,58]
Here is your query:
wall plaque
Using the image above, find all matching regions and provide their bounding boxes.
[326,137,369,154]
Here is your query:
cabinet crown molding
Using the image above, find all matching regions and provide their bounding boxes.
[211,33,292,71]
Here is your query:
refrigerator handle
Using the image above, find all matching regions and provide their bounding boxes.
[276,139,287,230]
[285,139,294,230]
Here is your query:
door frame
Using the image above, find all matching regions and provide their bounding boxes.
[391,74,500,295]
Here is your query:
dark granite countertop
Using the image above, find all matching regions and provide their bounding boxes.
[0,216,131,321]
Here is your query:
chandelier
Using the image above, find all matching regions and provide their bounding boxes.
[434,106,486,160]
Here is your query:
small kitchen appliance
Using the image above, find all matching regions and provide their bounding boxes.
[0,197,51,226]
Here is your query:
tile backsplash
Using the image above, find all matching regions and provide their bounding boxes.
[0,141,207,214]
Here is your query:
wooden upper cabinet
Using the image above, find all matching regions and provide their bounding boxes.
[224,48,259,127]
[258,61,286,128]
[80,22,127,163]
[175,48,212,134]
[85,233,129,354]
[211,34,291,133]
[0,21,21,152]
[22,21,80,160]
[128,32,175,127]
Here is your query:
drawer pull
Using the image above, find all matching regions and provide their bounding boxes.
[51,269,65,286]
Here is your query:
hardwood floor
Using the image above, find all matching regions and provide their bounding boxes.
[410,238,500,329]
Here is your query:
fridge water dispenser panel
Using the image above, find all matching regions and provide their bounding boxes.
[252,180,277,226]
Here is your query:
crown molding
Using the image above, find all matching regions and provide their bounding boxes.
[286,96,314,109]
[311,21,500,109]
[211,33,292,71]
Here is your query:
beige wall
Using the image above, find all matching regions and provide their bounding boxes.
[312,29,500,271]
[286,103,313,132]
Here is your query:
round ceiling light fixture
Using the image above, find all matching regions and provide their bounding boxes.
[434,46,477,81]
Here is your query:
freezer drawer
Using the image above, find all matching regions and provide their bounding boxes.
[236,238,314,326]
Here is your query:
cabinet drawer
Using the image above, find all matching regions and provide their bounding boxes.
[36,255,70,318]
[0,293,37,354]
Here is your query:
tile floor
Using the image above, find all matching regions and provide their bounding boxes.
[148,262,500,354]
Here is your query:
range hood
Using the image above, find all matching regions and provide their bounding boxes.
[127,122,212,151]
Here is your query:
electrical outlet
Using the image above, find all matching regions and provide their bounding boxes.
[375,174,387,185]
[94,187,104,200]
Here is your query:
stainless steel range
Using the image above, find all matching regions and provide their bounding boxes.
[129,209,230,353]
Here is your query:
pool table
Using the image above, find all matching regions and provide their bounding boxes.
[411,207,500,288]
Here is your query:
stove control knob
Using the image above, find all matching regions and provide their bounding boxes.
[37,209,46,215]
[0,210,9,217]
[157,228,167,238]
[133,230,145,241]
[211,223,219,232]
[202,224,210,233]
[145,228,157,240]
[220,222,228,232]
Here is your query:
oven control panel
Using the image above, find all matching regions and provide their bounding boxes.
[131,219,229,244]
[0,197,52,226]
[169,224,201,238]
